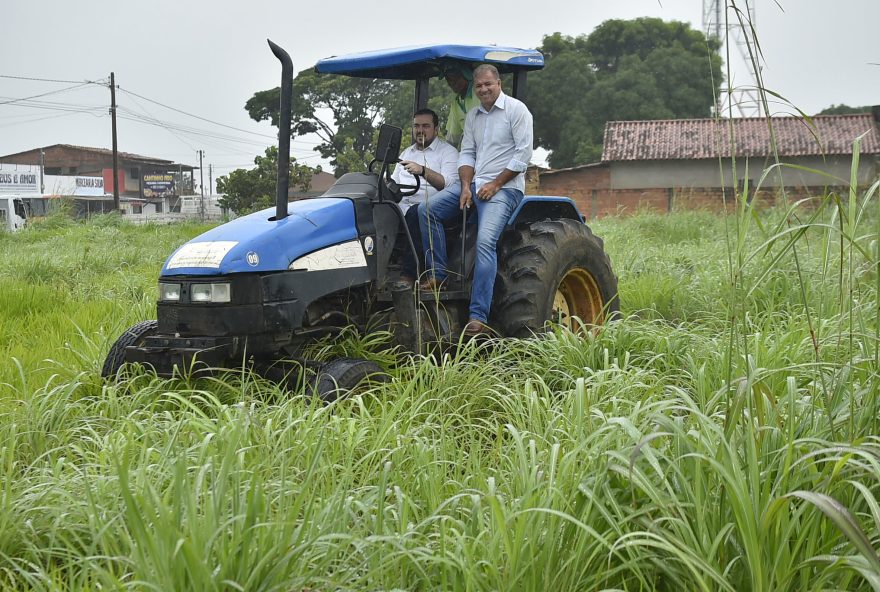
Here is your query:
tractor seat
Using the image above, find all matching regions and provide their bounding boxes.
[320,172,379,200]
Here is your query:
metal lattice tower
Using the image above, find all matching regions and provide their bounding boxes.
[703,0,763,117]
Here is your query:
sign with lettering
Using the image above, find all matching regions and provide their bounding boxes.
[0,164,40,195]
[143,173,175,198]
[43,175,106,197]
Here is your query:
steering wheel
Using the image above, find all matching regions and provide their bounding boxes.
[368,158,421,202]
[382,163,421,203]
[395,173,421,197]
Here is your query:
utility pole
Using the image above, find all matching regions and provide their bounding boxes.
[198,149,205,221]
[208,164,213,196]
[39,149,45,194]
[110,72,120,211]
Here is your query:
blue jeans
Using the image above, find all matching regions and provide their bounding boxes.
[401,205,423,279]
[418,182,523,323]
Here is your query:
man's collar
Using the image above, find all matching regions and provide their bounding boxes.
[412,138,439,151]
[478,91,508,113]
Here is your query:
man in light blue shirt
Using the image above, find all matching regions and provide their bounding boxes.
[417,64,533,335]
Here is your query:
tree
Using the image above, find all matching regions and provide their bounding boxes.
[246,68,464,176]
[245,70,402,175]
[530,19,722,168]
[216,147,315,215]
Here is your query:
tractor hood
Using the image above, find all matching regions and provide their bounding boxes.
[160,198,359,276]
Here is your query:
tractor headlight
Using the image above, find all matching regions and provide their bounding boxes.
[191,282,231,303]
[158,282,181,301]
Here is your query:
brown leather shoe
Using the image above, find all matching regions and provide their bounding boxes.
[419,276,444,291]
[463,319,490,336]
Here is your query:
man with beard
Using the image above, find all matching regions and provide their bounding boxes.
[391,108,459,285]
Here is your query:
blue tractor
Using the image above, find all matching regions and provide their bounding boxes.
[102,41,619,398]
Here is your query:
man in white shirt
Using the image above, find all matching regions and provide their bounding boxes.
[391,108,459,283]
[417,64,533,335]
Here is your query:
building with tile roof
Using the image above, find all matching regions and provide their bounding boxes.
[538,112,880,217]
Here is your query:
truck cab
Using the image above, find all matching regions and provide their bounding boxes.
[0,196,29,232]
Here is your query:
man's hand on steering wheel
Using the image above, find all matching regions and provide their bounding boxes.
[391,161,421,197]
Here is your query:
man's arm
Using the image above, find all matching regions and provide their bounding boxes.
[457,110,478,209]
[476,102,533,200]
[458,164,475,209]
[400,160,445,191]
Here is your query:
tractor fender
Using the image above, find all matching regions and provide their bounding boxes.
[507,195,584,227]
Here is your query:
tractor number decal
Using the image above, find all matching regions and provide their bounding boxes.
[246,251,260,266]
[289,240,368,271]
[166,241,238,269]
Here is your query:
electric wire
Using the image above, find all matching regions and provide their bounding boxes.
[116,86,278,141]
[0,82,98,106]
[2,74,327,170]
[0,74,107,85]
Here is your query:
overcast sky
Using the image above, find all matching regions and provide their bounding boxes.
[2,0,878,183]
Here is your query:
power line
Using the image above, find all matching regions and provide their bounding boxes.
[0,74,106,85]
[120,90,197,152]
[0,82,97,107]
[116,86,278,141]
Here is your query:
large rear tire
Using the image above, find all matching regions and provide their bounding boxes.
[102,320,158,378]
[309,357,389,403]
[493,219,619,337]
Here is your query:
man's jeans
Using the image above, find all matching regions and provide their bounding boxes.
[418,182,523,323]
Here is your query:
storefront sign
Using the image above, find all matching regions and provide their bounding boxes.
[0,164,40,194]
[143,172,175,198]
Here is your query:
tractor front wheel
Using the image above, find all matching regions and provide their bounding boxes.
[308,357,389,403]
[102,320,158,378]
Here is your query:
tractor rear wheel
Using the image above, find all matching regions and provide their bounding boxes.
[309,357,389,403]
[493,219,619,337]
[102,320,158,378]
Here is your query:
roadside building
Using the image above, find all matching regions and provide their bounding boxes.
[0,144,196,217]
[538,112,880,217]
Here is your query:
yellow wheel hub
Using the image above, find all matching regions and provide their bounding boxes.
[552,268,605,329]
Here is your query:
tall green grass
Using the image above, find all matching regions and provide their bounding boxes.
[0,192,877,590]
[1,5,878,581]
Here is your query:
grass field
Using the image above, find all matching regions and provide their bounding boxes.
[0,190,879,590]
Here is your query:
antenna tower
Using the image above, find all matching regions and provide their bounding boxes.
[703,0,762,117]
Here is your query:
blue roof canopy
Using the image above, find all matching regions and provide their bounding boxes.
[315,44,544,80]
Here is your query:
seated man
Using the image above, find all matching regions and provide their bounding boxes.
[418,64,533,335]
[391,108,459,284]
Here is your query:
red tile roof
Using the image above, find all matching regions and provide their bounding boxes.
[602,114,880,162]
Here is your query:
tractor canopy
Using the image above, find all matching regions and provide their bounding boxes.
[315,44,544,80]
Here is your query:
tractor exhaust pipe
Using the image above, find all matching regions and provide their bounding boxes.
[268,39,292,221]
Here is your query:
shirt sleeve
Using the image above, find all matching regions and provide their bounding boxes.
[458,109,477,169]
[438,143,460,188]
[391,146,408,184]
[506,102,533,173]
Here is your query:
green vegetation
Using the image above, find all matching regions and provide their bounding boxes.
[0,185,878,590]
[215,146,315,215]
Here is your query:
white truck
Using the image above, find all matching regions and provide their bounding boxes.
[0,196,29,232]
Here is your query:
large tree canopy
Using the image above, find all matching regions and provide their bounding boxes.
[530,19,722,168]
